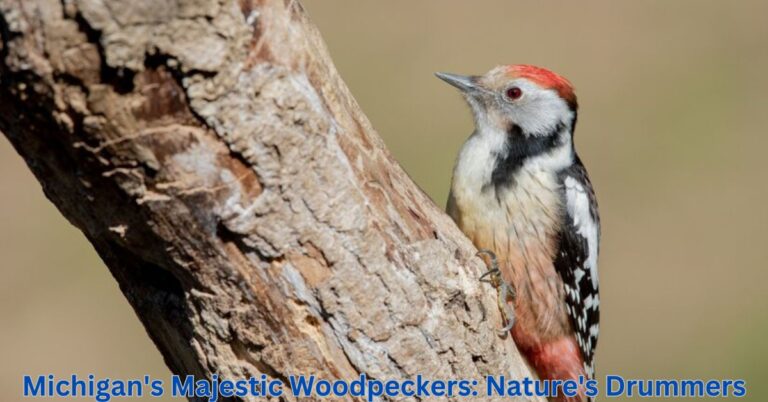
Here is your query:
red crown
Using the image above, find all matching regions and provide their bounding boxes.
[507,65,577,108]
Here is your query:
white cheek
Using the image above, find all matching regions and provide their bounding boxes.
[509,90,572,135]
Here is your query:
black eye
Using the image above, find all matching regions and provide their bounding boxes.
[505,87,523,100]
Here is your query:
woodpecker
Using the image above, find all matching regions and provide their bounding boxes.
[437,65,600,402]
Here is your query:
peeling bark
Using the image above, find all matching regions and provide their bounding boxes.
[0,1,541,401]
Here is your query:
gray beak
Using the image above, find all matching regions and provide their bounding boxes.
[435,72,478,93]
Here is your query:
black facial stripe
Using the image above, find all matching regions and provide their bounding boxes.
[485,121,567,193]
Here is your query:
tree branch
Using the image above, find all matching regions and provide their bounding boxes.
[0,0,540,400]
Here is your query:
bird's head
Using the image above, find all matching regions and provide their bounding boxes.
[436,65,578,137]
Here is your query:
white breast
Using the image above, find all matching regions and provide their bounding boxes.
[448,129,564,250]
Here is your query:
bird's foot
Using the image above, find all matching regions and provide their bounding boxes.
[477,249,501,286]
[497,281,516,335]
[476,249,516,335]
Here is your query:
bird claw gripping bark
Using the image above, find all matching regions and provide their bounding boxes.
[477,249,516,335]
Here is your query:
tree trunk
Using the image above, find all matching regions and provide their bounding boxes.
[0,0,539,400]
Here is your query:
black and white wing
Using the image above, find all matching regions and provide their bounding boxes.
[555,158,601,379]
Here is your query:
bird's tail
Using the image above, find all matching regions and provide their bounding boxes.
[524,336,591,402]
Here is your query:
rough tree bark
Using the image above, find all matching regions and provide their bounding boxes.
[0,1,541,401]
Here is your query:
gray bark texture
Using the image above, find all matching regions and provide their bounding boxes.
[0,0,540,400]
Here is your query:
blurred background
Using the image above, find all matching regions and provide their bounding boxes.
[2,1,767,400]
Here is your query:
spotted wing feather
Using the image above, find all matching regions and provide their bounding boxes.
[555,158,600,379]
